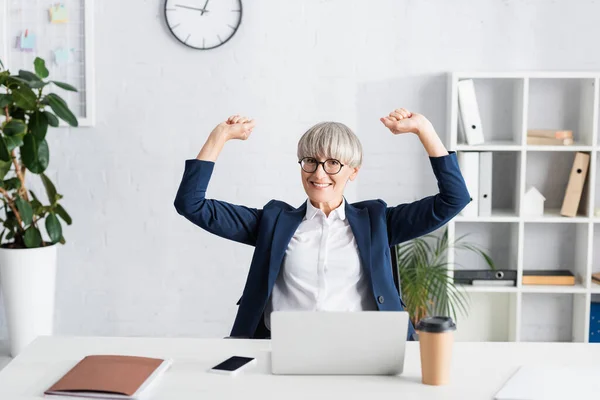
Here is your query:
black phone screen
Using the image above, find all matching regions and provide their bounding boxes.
[212,356,255,371]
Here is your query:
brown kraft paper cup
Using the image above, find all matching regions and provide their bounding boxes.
[416,316,456,386]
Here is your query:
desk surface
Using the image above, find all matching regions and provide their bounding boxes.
[0,336,599,400]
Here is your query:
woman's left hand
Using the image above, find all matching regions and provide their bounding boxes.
[380,108,431,136]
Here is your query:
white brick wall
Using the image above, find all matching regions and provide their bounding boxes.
[1,0,600,340]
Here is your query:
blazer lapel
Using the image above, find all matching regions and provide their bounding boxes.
[268,201,307,288]
[345,200,372,279]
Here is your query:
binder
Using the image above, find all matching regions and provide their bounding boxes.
[478,151,492,217]
[457,79,484,145]
[560,152,590,217]
[457,151,479,217]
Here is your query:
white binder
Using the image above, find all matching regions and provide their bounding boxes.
[457,151,479,217]
[457,79,485,145]
[478,152,493,216]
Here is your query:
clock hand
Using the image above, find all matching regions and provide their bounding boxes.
[175,4,209,13]
[201,0,210,16]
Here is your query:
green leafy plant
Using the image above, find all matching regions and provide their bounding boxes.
[396,227,495,326]
[0,57,77,248]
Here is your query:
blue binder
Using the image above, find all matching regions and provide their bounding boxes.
[590,302,600,343]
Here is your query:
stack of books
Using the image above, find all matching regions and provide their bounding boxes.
[527,129,574,146]
[592,272,600,285]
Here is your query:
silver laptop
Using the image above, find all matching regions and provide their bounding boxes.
[270,311,409,375]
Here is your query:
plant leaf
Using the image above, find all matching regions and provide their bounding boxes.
[23,225,42,248]
[45,212,62,244]
[11,85,37,109]
[0,93,11,108]
[29,111,49,141]
[21,134,49,173]
[4,133,25,152]
[29,190,40,202]
[41,173,58,204]
[34,57,49,79]
[43,111,59,127]
[51,81,77,92]
[18,70,41,81]
[3,178,21,191]
[15,195,33,225]
[10,107,25,121]
[0,59,4,70]
[2,119,27,136]
[0,160,11,180]
[0,136,11,162]
[17,70,46,88]
[45,93,78,127]
[31,198,43,215]
[55,204,72,225]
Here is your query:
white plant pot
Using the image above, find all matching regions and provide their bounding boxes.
[0,244,58,357]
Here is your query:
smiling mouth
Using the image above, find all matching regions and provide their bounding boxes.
[310,182,332,188]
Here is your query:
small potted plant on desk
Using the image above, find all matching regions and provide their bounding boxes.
[0,57,77,357]
[395,227,495,333]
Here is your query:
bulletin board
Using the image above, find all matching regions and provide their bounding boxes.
[0,0,95,126]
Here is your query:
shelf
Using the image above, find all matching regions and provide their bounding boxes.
[454,222,518,271]
[520,293,586,342]
[526,144,595,152]
[520,283,587,294]
[453,72,600,79]
[455,209,519,222]
[453,292,518,342]
[456,140,521,151]
[525,152,592,218]
[448,72,599,343]
[528,78,596,146]
[457,285,518,293]
[457,284,588,294]
[522,209,591,223]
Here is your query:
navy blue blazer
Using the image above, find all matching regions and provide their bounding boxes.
[174,151,470,341]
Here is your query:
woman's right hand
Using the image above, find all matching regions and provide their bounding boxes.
[211,114,256,141]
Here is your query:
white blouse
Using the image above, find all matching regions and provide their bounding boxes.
[264,198,377,329]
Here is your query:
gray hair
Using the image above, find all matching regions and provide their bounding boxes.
[297,122,363,168]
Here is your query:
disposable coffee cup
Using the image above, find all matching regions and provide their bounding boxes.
[416,316,456,386]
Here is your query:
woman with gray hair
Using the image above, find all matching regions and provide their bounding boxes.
[174,108,470,341]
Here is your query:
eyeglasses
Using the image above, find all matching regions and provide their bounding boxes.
[298,157,345,175]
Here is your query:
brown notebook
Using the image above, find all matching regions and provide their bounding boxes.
[522,270,576,286]
[44,355,172,399]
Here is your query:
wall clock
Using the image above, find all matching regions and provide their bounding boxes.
[164,0,243,50]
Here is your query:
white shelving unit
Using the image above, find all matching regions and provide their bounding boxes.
[446,71,600,343]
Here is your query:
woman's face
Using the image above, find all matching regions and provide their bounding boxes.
[300,157,359,204]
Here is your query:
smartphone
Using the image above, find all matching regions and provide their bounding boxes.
[209,356,256,375]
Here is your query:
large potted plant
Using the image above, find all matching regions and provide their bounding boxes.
[0,57,77,356]
[396,227,495,328]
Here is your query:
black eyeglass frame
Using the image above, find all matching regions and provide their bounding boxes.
[298,157,345,175]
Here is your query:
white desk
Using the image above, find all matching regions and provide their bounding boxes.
[0,336,598,399]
